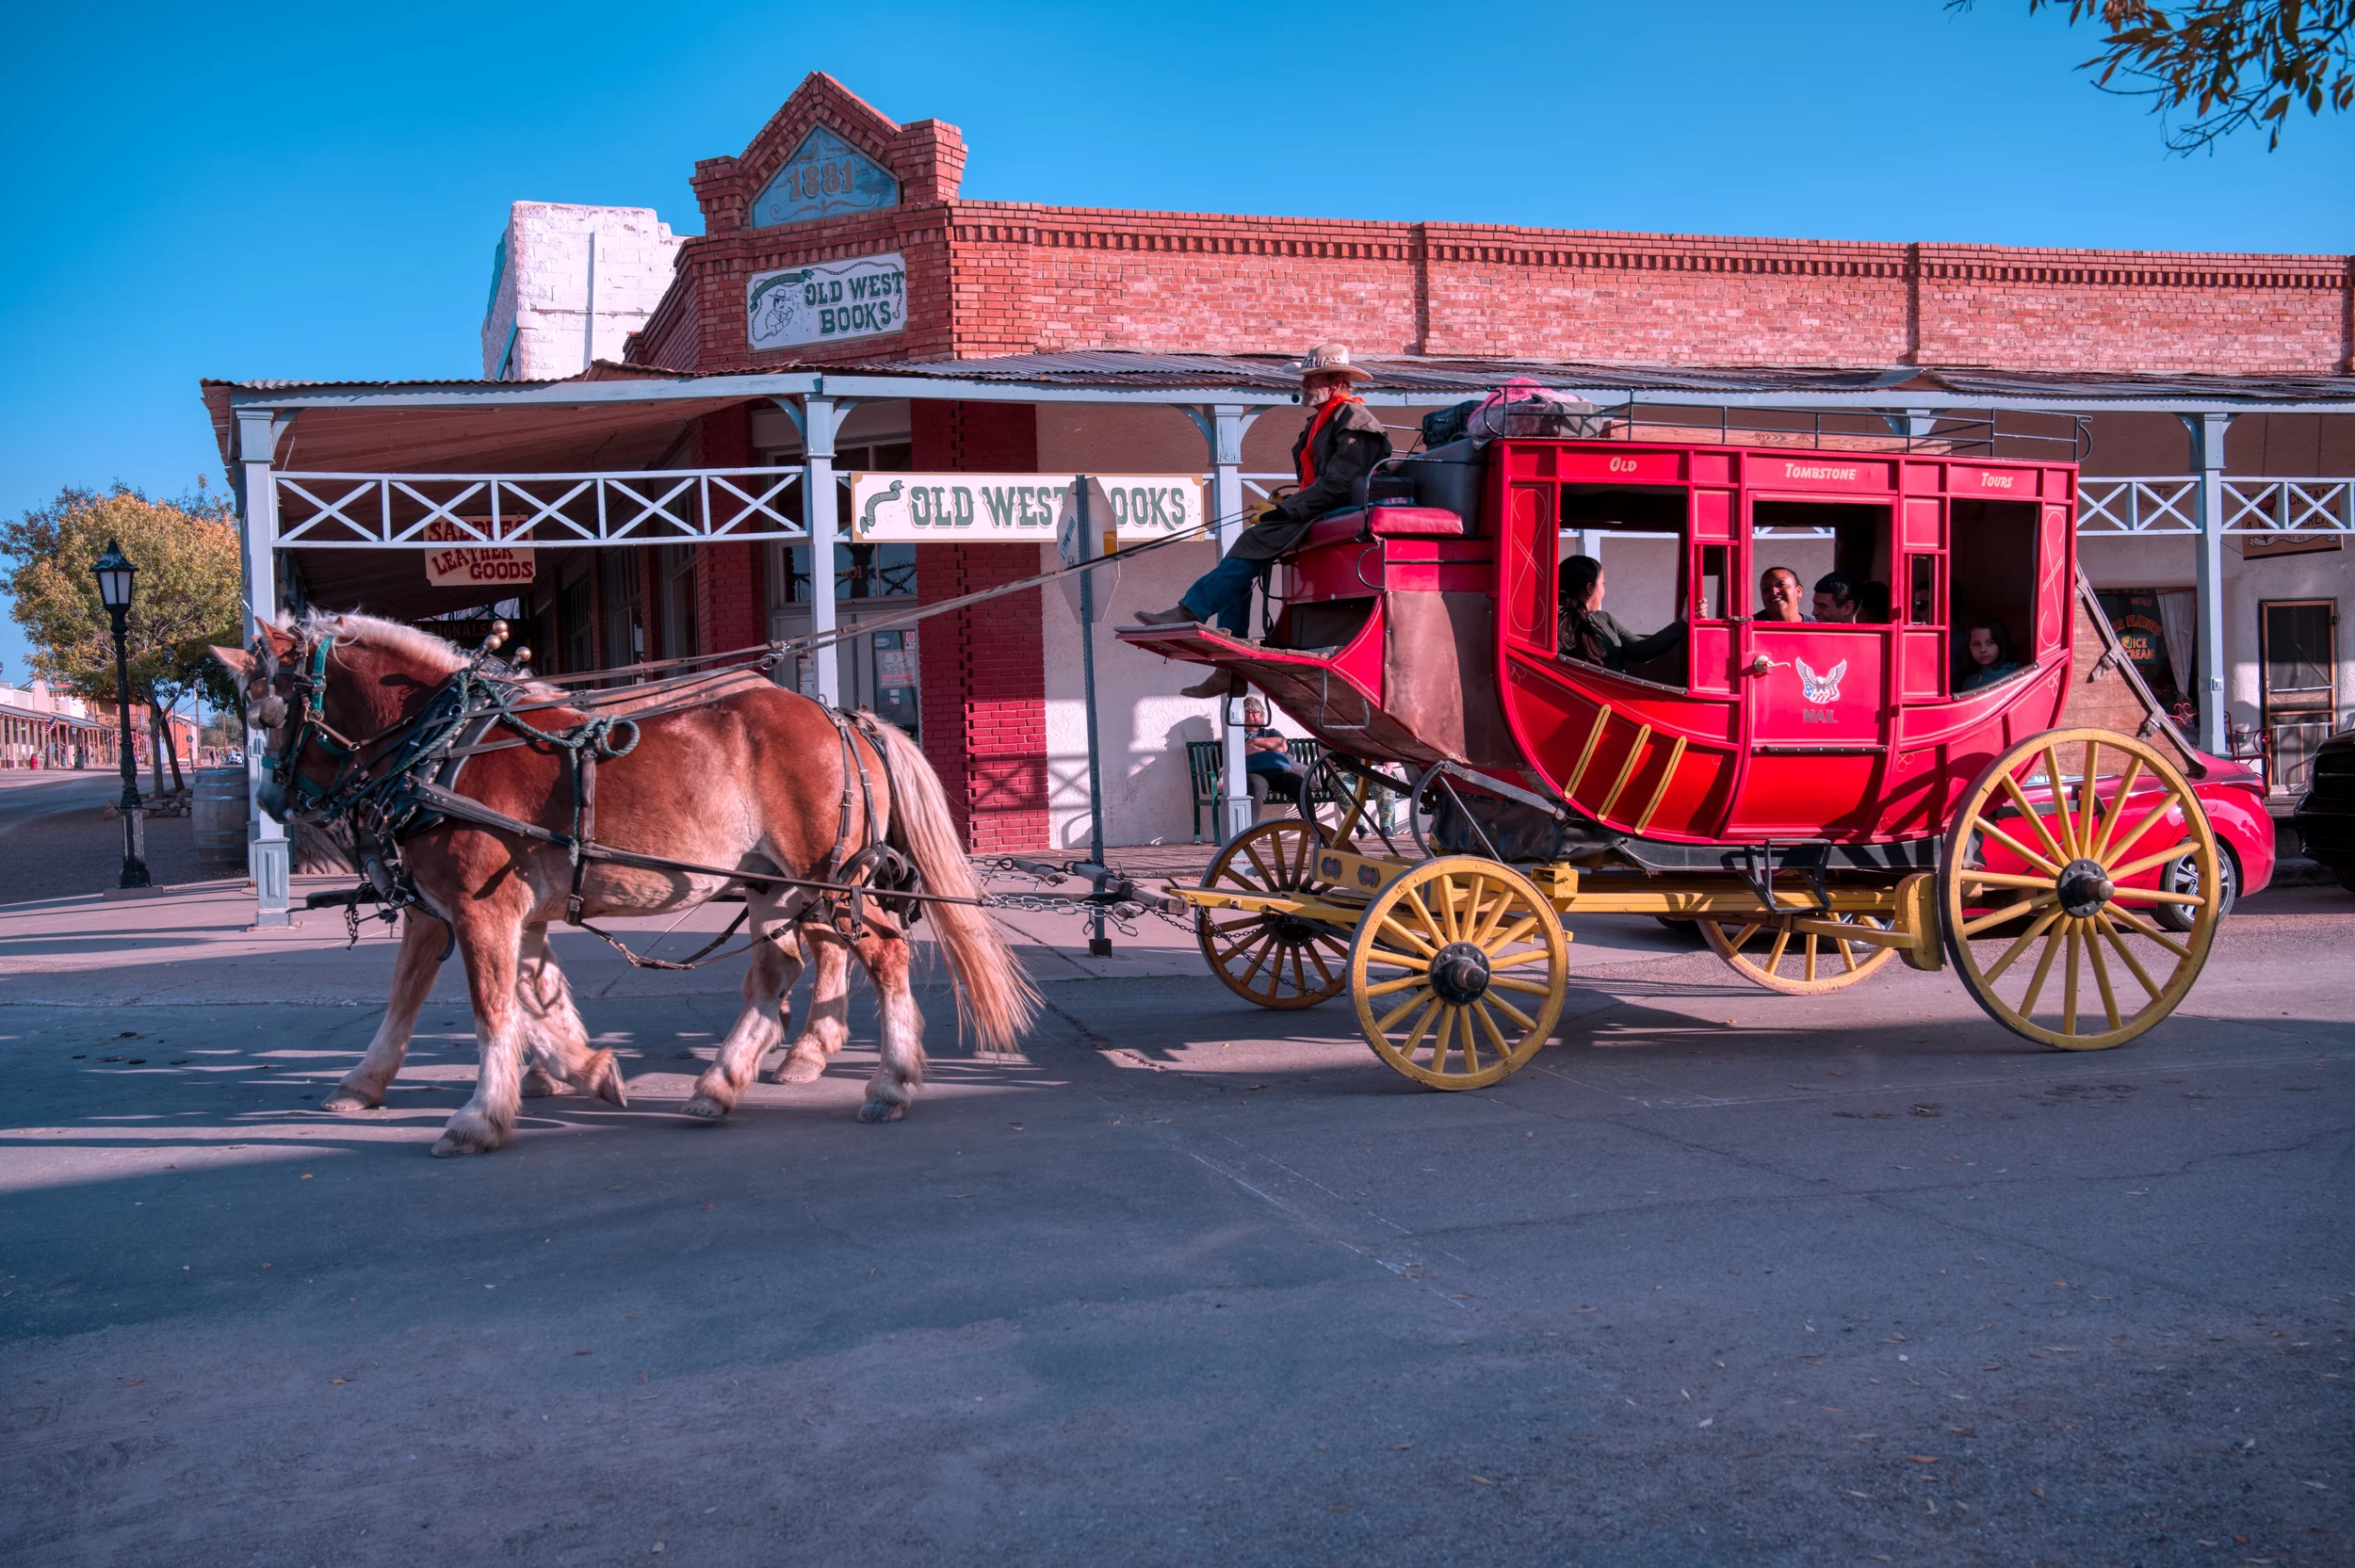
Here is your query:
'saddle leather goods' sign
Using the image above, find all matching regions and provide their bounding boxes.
[423,520,535,588]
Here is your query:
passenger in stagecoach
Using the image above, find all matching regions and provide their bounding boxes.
[1556,555,1687,673]
[1858,580,1893,625]
[1812,571,1861,623]
[1134,343,1392,698]
[1759,566,1812,622]
[1957,617,2023,691]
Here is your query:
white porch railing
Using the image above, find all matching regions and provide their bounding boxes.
[2077,477,2355,536]
[272,467,811,548]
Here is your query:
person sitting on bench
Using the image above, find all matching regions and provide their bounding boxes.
[1558,555,1685,673]
[1134,343,1392,698]
[1240,699,1307,804]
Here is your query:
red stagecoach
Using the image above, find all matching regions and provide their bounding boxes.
[1120,428,2233,1089]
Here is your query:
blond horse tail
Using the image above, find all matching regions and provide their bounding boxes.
[870,719,1039,1052]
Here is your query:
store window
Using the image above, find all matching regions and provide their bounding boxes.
[659,544,698,659]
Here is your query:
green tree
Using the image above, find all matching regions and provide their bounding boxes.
[2,482,243,792]
[1958,0,2353,150]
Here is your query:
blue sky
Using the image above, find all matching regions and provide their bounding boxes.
[2,0,2349,681]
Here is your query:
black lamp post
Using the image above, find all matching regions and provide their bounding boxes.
[92,539,149,889]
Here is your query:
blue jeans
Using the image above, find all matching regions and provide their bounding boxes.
[1179,553,1268,637]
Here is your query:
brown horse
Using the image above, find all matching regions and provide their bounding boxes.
[214,611,1033,1156]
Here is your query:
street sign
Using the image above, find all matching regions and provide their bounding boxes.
[849,472,1204,543]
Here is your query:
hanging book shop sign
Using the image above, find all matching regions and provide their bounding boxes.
[746,252,905,351]
[423,520,536,589]
[849,473,1208,544]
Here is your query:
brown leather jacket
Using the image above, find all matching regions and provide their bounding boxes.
[1227,399,1393,563]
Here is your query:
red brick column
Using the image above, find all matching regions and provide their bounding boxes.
[690,406,766,655]
[912,400,1047,851]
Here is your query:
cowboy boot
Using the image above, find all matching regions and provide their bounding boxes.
[1131,605,1199,626]
[1180,669,1241,700]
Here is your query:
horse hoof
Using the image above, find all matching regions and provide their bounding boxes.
[321,1088,378,1113]
[430,1133,488,1157]
[681,1094,731,1122]
[763,1052,826,1086]
[856,1099,906,1123]
[585,1049,628,1108]
[430,1112,505,1156]
[520,1067,571,1098]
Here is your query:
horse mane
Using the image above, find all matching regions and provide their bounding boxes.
[301,608,566,698]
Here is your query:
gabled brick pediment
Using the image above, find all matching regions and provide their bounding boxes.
[692,73,966,235]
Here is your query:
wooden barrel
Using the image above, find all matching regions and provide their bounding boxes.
[192,768,248,871]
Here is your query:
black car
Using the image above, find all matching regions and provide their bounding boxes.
[2290,727,2355,893]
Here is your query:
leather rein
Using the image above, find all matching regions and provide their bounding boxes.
[259,632,967,970]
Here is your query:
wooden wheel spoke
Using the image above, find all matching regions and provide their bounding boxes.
[1486,948,1558,970]
[2059,921,2083,1034]
[1985,904,2067,986]
[1961,896,2053,937]
[2107,840,2200,885]
[1303,943,1336,987]
[1723,921,1763,952]
[2084,922,2123,1030]
[2039,745,2082,859]
[1958,869,2063,894]
[1996,770,2072,868]
[1376,985,1438,1033]
[1364,972,1433,999]
[1398,996,1444,1058]
[1240,841,1279,889]
[2100,793,2182,874]
[2018,916,2068,1017]
[2071,738,2103,863]
[2106,886,2205,908]
[1485,991,1538,1030]
[1211,930,1268,967]
[1803,930,1819,984]
[1975,819,2063,877]
[2091,912,2164,1000]
[1472,1000,1513,1063]
[1403,886,1449,948]
[2103,903,2195,961]
[1834,935,1858,974]
[1764,923,1793,976]
[1376,913,1438,960]
[1481,913,1543,955]
[1429,1006,1457,1068]
[2088,755,2144,862]
[1488,976,1557,996]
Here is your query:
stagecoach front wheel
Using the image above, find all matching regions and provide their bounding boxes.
[1195,819,1349,1010]
[1701,909,1901,994]
[1940,728,2220,1051]
[1346,858,1567,1090]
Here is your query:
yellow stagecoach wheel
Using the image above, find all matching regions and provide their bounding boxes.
[1346,857,1567,1090]
[1700,909,1901,994]
[1941,728,2220,1051]
[1195,819,1349,1010]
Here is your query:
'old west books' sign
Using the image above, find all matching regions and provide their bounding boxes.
[849,474,1207,545]
[747,252,904,351]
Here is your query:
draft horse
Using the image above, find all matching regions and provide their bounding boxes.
[214,612,1035,1156]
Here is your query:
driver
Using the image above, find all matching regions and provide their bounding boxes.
[1134,344,1391,698]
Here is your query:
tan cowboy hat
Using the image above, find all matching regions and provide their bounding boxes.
[1288,342,1372,383]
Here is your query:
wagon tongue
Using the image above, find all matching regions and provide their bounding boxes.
[2055,859,2116,918]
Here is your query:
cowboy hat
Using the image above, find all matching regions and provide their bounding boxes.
[1288,342,1372,383]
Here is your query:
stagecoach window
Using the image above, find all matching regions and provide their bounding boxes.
[1553,483,1692,690]
[1699,545,1729,622]
[1751,502,1893,622]
[1909,555,1937,626]
[1948,501,2038,689]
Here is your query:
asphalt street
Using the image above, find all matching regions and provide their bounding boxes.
[1,882,2349,1566]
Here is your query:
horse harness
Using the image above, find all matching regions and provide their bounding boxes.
[261,632,937,970]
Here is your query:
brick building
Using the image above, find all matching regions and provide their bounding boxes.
[209,72,2352,918]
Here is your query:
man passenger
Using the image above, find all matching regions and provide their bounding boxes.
[1813,571,1860,623]
[1759,566,1811,622]
[1134,344,1392,698]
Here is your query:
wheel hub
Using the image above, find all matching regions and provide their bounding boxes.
[2055,857,2116,918]
[1265,913,1318,946]
[1427,942,1492,1006]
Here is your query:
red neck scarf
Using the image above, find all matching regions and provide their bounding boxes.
[1296,394,1362,488]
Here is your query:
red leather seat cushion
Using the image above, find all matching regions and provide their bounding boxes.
[1369,506,1467,538]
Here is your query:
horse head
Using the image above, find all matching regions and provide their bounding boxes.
[207,612,468,821]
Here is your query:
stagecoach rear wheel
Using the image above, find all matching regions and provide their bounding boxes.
[1700,909,1900,994]
[1195,819,1349,1010]
[1345,857,1567,1090]
[1941,728,2220,1051]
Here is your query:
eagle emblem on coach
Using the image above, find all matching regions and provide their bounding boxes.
[1795,657,1847,704]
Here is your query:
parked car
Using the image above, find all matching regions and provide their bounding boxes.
[1982,751,2273,929]
[2289,727,2355,894]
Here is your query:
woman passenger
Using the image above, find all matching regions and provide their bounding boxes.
[1558,555,1686,672]
[1957,617,2022,691]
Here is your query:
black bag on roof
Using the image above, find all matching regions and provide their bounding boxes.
[1419,400,1478,448]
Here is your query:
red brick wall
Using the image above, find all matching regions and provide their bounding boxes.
[690,407,766,655]
[643,185,2351,377]
[912,400,1046,851]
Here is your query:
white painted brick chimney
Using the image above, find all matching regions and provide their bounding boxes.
[479,202,685,380]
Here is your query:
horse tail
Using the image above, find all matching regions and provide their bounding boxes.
[869,720,1039,1053]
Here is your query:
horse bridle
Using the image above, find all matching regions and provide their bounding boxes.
[253,632,365,815]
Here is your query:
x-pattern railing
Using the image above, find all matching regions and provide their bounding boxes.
[273,468,811,548]
[2077,477,2353,536]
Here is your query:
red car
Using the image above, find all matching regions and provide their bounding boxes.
[1979,751,2273,928]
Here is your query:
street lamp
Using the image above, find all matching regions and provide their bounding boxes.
[92,539,149,889]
